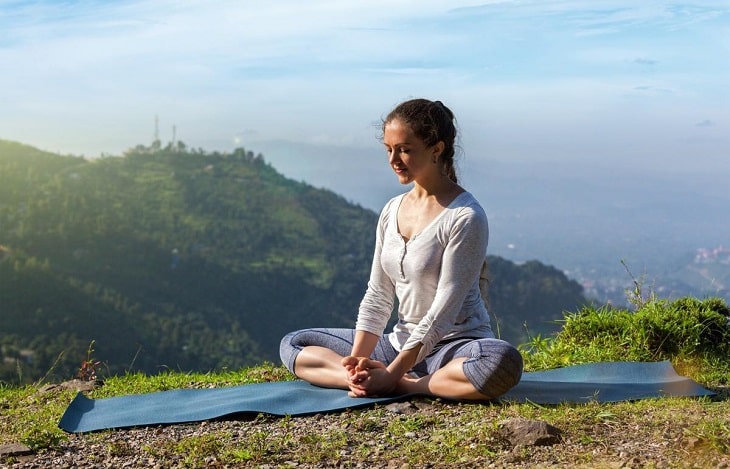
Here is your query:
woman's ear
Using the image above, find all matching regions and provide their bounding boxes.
[432,141,445,161]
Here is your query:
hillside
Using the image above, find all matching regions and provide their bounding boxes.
[0,140,586,383]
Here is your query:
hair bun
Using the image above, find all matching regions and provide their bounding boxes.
[434,100,454,119]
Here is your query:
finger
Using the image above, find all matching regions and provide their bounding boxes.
[351,369,370,381]
[356,357,371,370]
[348,386,368,397]
[341,356,360,367]
[356,358,387,373]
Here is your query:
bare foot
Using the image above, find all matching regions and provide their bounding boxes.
[395,375,423,395]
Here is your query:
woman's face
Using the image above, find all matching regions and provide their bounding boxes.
[383,119,443,185]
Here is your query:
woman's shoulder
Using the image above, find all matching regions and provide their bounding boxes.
[453,190,478,205]
[451,191,486,216]
[440,191,488,234]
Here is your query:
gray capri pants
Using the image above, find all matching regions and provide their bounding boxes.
[279,328,523,399]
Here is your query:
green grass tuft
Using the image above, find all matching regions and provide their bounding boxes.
[521,296,730,383]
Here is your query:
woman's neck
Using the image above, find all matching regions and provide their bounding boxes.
[410,176,462,202]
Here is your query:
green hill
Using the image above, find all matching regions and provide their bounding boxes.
[0,140,586,383]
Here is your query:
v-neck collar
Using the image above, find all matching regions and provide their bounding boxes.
[392,191,468,244]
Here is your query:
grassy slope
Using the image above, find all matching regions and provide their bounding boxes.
[0,364,727,468]
[1,297,729,467]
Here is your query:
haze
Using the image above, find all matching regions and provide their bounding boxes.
[2,0,728,292]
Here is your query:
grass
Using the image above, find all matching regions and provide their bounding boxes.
[1,296,729,467]
[520,296,730,383]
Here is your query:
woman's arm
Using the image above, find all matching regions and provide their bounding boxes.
[355,203,397,337]
[350,330,380,358]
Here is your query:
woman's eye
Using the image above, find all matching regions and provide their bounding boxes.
[384,147,409,155]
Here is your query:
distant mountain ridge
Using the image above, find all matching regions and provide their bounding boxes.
[0,140,586,383]
[253,139,730,307]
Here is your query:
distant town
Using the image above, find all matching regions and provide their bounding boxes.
[574,245,730,308]
[694,245,730,265]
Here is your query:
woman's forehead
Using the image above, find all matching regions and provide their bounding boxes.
[383,119,419,144]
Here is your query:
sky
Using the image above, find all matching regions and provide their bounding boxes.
[1,0,729,289]
[2,0,728,169]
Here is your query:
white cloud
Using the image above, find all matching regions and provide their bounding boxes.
[0,0,727,170]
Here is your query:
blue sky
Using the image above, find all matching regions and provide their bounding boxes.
[2,0,730,288]
[1,0,729,188]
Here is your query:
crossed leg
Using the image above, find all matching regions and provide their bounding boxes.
[280,328,523,401]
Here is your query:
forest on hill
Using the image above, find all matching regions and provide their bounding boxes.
[0,140,586,383]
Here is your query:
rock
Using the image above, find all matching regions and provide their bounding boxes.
[39,379,104,394]
[0,443,33,457]
[499,418,562,447]
[385,401,418,414]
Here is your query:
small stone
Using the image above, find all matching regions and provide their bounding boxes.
[499,418,562,447]
[0,443,33,457]
[685,437,701,449]
[39,379,104,393]
[385,401,417,414]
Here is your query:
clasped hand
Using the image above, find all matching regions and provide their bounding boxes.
[341,356,398,397]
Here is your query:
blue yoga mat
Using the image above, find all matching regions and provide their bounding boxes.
[500,360,713,404]
[59,361,713,433]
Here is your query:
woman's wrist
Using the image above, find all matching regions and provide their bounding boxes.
[386,344,422,379]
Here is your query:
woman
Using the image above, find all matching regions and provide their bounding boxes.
[280,98,523,400]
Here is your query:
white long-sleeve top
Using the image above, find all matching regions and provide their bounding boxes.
[355,191,494,363]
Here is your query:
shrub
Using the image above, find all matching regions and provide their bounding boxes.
[521,297,730,382]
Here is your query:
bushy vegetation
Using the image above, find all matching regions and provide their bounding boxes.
[522,296,730,384]
[0,139,587,384]
[0,140,378,382]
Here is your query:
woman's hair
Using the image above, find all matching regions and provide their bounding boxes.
[383,98,458,183]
